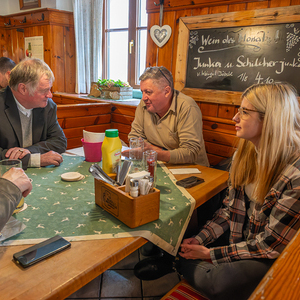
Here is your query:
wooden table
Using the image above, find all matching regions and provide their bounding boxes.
[0,164,228,300]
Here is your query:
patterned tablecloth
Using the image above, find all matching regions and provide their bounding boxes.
[1,155,195,255]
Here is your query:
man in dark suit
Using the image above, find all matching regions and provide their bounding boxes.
[0,58,67,169]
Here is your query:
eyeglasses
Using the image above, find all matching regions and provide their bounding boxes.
[157,68,172,87]
[237,107,264,119]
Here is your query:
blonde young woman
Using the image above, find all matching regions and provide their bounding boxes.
[134,83,300,300]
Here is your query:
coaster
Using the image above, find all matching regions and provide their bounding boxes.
[61,172,84,182]
[13,203,28,214]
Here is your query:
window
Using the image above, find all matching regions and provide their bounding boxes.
[103,0,148,88]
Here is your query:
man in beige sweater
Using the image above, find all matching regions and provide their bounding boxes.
[122,66,209,167]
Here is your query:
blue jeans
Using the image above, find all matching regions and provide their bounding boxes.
[177,256,274,300]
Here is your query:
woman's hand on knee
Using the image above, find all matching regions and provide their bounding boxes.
[179,244,211,260]
[182,237,200,246]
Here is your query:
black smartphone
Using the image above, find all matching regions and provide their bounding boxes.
[176,176,204,188]
[13,235,71,268]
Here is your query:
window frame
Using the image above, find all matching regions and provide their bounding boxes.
[102,0,147,89]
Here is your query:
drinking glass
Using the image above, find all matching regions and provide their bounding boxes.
[129,137,144,173]
[143,150,157,186]
[0,159,24,213]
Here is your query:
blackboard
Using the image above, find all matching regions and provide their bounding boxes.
[186,23,300,94]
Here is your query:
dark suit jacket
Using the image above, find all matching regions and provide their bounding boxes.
[0,87,67,169]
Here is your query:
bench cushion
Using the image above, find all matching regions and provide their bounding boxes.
[162,279,209,300]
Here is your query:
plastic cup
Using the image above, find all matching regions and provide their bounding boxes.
[83,130,105,143]
[0,159,24,213]
[81,138,103,162]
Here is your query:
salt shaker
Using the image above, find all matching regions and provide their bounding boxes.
[130,179,139,197]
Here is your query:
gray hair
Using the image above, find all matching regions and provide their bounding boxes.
[0,57,16,74]
[139,66,174,90]
[9,58,54,95]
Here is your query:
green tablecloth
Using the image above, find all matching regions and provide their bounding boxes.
[1,155,195,255]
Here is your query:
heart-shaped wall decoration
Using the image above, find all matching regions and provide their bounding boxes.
[150,25,172,48]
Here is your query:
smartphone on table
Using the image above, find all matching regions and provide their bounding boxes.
[13,235,71,268]
[176,176,204,188]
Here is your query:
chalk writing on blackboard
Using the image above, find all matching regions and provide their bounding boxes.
[186,23,300,93]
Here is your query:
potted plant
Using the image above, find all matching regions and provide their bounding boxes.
[89,79,133,100]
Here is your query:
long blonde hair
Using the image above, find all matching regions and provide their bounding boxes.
[230,83,300,203]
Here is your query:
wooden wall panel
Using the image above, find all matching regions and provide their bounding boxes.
[191,7,209,16]
[199,103,218,117]
[51,25,65,93]
[146,13,159,67]
[1,9,76,93]
[203,130,238,147]
[218,104,236,119]
[64,114,111,128]
[269,0,291,7]
[157,11,176,70]
[111,114,135,125]
[64,26,76,93]
[57,102,112,150]
[57,103,111,118]
[7,29,25,63]
[203,119,236,135]
[0,18,7,57]
[209,5,228,13]
[228,3,247,11]
[246,1,269,9]
[111,104,136,117]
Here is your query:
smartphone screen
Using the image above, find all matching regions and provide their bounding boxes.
[13,235,71,268]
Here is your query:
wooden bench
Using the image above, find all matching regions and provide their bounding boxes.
[54,93,140,148]
[56,103,111,149]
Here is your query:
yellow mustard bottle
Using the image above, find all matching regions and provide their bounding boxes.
[101,129,122,174]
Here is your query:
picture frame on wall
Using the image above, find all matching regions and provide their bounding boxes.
[19,0,41,10]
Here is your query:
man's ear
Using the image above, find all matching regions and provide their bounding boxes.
[18,83,27,95]
[164,85,172,98]
[5,70,11,80]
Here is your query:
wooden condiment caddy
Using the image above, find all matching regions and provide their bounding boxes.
[94,179,160,228]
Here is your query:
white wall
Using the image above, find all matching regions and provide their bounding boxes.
[1,0,73,15]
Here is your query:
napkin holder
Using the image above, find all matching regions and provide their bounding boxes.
[94,179,160,228]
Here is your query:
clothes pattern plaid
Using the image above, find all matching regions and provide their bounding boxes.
[196,157,300,265]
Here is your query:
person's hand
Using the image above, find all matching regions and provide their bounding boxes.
[143,140,162,152]
[5,147,31,160]
[40,151,63,167]
[180,237,200,254]
[179,238,211,260]
[2,167,32,197]
[121,148,130,158]
[181,237,200,247]
[144,141,171,163]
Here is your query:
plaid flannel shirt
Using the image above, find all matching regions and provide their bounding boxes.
[195,157,300,265]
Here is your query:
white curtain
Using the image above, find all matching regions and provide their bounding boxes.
[72,0,103,94]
